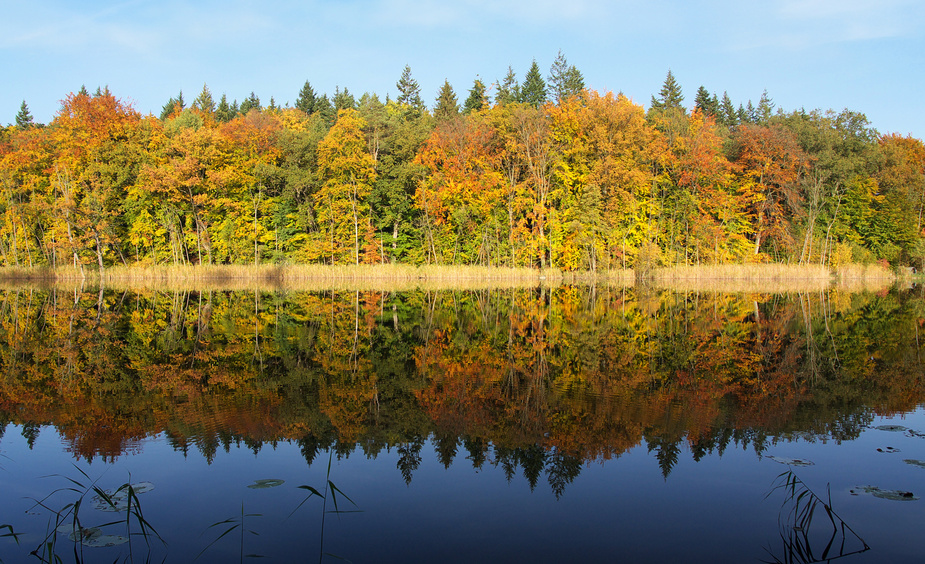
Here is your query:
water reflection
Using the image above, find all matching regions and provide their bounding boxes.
[1,286,923,484]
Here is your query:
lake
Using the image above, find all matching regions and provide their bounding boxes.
[0,285,923,563]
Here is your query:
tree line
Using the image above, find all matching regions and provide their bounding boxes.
[3,55,924,271]
[1,286,920,482]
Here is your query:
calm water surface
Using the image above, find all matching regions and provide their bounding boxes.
[0,286,923,563]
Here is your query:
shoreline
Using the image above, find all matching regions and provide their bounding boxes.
[0,262,899,292]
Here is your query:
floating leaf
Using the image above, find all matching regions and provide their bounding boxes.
[83,534,130,547]
[850,486,918,501]
[766,456,814,467]
[903,459,925,469]
[92,481,155,512]
[874,425,907,432]
[906,429,925,438]
[247,479,285,489]
[876,447,901,453]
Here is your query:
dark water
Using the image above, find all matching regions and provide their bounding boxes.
[0,286,923,563]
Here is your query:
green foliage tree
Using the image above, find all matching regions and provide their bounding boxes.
[296,81,317,114]
[15,100,34,128]
[160,90,185,120]
[192,84,215,115]
[494,66,520,106]
[547,51,584,102]
[433,80,459,121]
[521,60,547,108]
[215,94,235,123]
[693,86,718,118]
[396,65,424,115]
[463,78,487,114]
[239,92,261,115]
[650,70,684,111]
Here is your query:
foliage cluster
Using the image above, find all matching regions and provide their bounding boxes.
[2,67,923,275]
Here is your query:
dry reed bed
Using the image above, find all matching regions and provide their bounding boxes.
[0,263,896,293]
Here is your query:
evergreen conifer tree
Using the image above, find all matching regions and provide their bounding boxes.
[334,87,356,111]
[494,67,520,106]
[239,91,261,114]
[547,51,584,102]
[160,90,185,120]
[216,94,235,123]
[434,80,459,121]
[315,94,336,126]
[694,86,718,117]
[15,100,34,129]
[296,81,317,114]
[756,89,775,124]
[396,65,424,113]
[463,78,487,114]
[650,70,684,110]
[192,84,215,114]
[719,92,737,127]
[521,60,547,108]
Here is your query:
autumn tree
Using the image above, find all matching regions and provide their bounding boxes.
[316,109,377,264]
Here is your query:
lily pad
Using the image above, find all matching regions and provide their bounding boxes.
[55,524,129,547]
[92,481,155,512]
[903,459,925,469]
[766,456,814,467]
[247,478,285,489]
[906,429,925,438]
[874,424,907,432]
[876,446,901,453]
[850,485,918,501]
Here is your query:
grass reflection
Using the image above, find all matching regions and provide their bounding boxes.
[764,470,869,563]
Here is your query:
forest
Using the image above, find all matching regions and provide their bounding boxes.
[0,286,922,485]
[2,55,924,272]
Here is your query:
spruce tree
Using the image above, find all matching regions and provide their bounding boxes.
[756,89,775,124]
[216,94,235,123]
[548,51,584,102]
[315,94,336,126]
[160,90,185,120]
[296,81,317,114]
[433,80,459,121]
[463,78,487,114]
[651,70,684,111]
[521,60,547,108]
[396,65,424,112]
[494,67,520,106]
[239,91,261,114]
[192,84,215,114]
[333,86,356,111]
[694,86,718,117]
[15,100,34,129]
[719,92,737,127]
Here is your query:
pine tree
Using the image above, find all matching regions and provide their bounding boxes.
[333,86,356,111]
[315,94,335,127]
[15,100,34,128]
[296,81,317,114]
[694,86,718,117]
[547,51,584,102]
[433,79,459,121]
[160,90,185,120]
[494,67,520,106]
[521,60,547,108]
[216,94,235,123]
[463,78,487,114]
[192,83,215,114]
[239,91,261,114]
[756,89,775,124]
[719,92,737,127]
[396,65,424,112]
[650,70,684,111]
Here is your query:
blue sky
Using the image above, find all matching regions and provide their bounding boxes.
[3,0,924,137]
